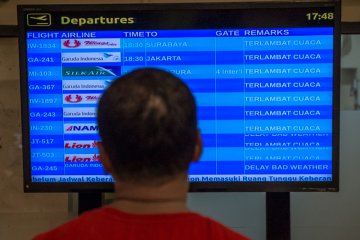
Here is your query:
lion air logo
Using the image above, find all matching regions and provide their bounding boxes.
[64,140,98,149]
[64,94,82,103]
[92,154,100,161]
[63,39,81,48]
[64,154,100,162]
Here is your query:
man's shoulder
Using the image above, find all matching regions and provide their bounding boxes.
[33,207,107,240]
[33,208,250,240]
[195,213,250,240]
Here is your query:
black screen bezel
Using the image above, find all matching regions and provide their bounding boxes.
[18,1,341,192]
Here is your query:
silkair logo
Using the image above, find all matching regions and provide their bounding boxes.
[62,66,121,77]
[27,13,51,27]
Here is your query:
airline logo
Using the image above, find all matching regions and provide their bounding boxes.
[65,154,100,162]
[64,124,98,134]
[63,80,107,90]
[64,140,98,149]
[61,38,120,49]
[105,79,113,87]
[63,107,96,118]
[27,13,51,27]
[61,52,121,63]
[62,66,121,76]
[63,94,101,104]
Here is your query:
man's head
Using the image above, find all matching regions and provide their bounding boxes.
[97,68,201,185]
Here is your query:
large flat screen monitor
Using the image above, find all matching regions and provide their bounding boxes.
[18,1,340,192]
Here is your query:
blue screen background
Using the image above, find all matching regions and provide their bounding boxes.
[27,28,333,183]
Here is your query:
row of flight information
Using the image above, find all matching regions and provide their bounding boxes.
[27,28,333,183]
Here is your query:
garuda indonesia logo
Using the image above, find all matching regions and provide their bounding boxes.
[27,13,51,26]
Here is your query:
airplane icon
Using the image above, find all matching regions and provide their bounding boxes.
[27,13,51,26]
[29,15,48,21]
[103,53,113,58]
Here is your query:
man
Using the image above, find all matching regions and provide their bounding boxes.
[34,68,249,240]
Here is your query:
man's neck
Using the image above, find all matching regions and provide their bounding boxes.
[111,174,189,214]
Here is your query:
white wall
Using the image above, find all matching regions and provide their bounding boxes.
[291,112,360,240]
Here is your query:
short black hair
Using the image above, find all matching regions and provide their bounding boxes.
[97,68,197,184]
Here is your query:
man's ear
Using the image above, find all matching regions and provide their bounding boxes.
[97,142,112,174]
[192,129,203,163]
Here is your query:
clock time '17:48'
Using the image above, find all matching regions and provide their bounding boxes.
[306,12,334,21]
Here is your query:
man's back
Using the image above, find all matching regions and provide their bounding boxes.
[33,69,250,239]
[34,207,249,240]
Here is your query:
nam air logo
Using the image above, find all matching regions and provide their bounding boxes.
[64,124,98,134]
[27,13,51,27]
[62,66,121,76]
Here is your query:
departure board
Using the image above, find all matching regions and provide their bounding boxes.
[19,2,340,191]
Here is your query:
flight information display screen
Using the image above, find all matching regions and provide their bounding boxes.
[18,2,340,192]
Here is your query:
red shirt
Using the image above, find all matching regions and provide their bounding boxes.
[33,207,250,240]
